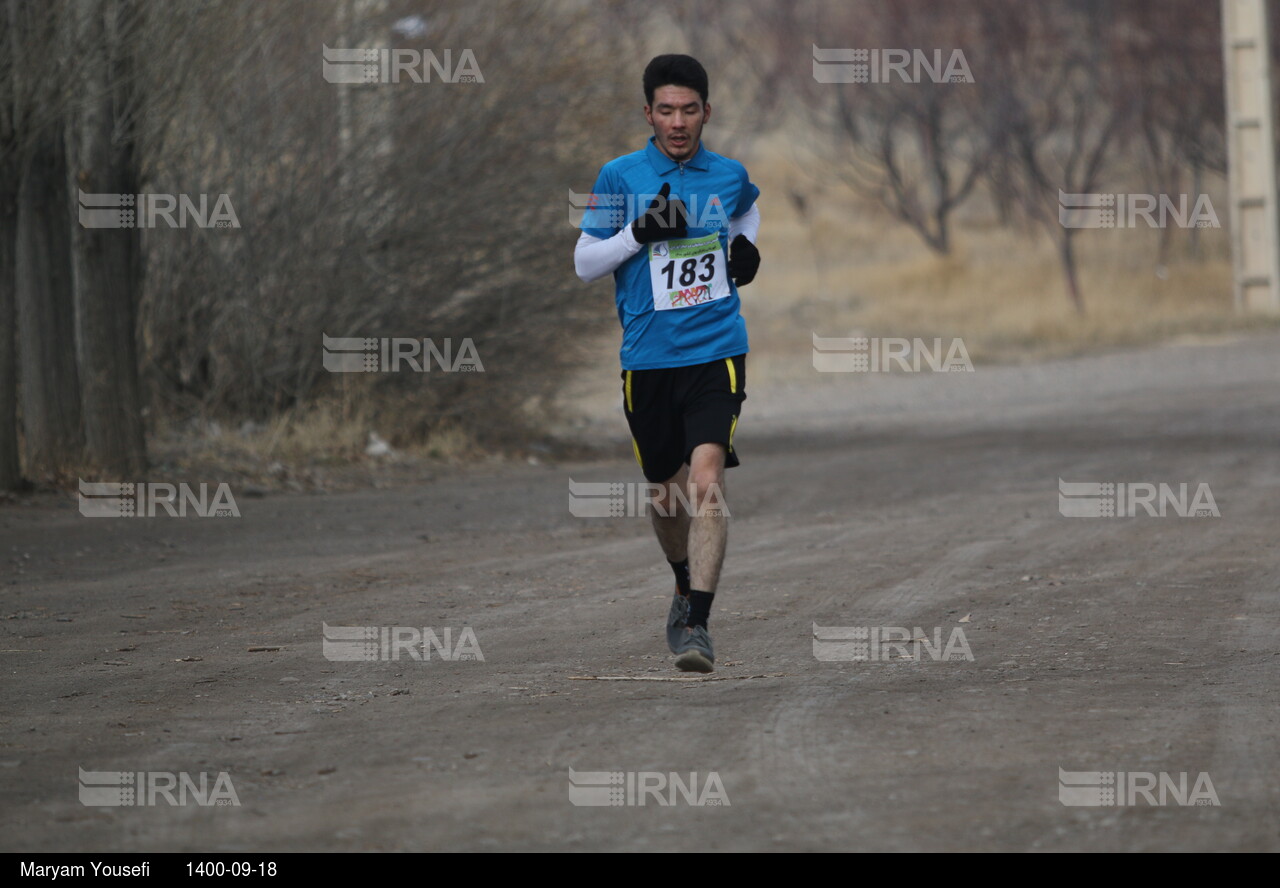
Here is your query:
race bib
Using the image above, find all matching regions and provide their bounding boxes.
[648,233,730,311]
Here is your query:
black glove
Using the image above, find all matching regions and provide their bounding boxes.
[631,182,688,244]
[728,234,760,286]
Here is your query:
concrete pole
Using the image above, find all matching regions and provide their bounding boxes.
[1222,0,1280,313]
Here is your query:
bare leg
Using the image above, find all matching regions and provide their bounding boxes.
[650,464,689,563]
[686,443,728,592]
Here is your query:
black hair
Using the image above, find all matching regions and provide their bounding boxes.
[643,54,709,105]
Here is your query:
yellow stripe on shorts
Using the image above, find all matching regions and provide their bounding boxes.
[625,370,634,413]
[725,358,737,394]
[631,437,644,468]
[728,415,738,453]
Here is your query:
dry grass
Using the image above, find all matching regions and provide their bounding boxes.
[146,397,481,492]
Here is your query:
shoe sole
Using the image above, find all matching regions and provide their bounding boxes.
[674,649,715,673]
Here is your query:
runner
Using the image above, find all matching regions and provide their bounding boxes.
[574,54,761,672]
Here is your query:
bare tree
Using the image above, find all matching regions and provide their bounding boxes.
[127,0,634,447]
[1121,0,1224,262]
[63,0,146,475]
[8,0,86,479]
[978,0,1130,313]
[0,0,19,489]
[16,123,83,474]
[797,0,990,254]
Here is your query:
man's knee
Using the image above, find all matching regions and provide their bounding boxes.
[687,445,728,516]
[650,467,690,516]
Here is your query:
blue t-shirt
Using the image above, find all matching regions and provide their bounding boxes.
[581,137,759,371]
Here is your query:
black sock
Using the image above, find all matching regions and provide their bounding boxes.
[687,590,714,628]
[669,558,691,596]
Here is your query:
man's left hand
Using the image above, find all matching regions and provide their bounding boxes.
[728,234,760,287]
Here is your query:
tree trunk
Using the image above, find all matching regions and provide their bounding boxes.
[65,0,147,476]
[1188,163,1203,261]
[0,162,21,490]
[15,131,84,475]
[1058,230,1086,315]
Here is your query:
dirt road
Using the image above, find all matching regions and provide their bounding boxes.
[3,334,1278,851]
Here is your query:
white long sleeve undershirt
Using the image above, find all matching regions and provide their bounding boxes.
[728,202,761,244]
[574,204,761,283]
[573,225,643,283]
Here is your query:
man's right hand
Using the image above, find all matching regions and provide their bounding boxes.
[631,182,688,244]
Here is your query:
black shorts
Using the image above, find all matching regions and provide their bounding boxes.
[621,354,746,483]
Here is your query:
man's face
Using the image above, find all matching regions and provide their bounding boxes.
[644,84,710,162]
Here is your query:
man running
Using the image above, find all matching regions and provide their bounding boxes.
[574,54,761,673]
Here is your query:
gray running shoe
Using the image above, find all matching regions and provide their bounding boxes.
[673,624,715,673]
[667,589,690,654]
